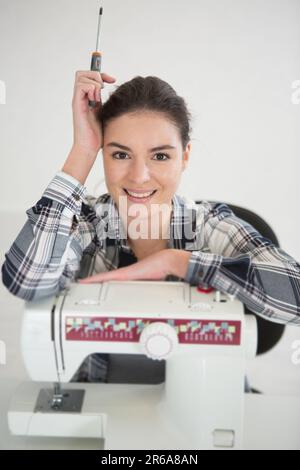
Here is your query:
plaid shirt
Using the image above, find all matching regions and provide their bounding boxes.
[2,170,300,325]
[2,171,300,382]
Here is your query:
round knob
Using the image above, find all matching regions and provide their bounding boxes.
[139,322,179,360]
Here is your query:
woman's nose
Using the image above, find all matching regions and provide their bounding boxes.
[128,160,151,184]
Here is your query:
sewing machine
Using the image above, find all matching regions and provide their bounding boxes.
[7,280,300,450]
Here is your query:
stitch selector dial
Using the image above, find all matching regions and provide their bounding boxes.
[139,322,179,360]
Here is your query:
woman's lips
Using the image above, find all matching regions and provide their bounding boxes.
[123,188,157,202]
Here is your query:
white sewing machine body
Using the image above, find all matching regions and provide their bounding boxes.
[21,281,254,382]
[8,281,300,449]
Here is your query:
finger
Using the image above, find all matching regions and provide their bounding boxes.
[101,73,117,83]
[76,70,116,85]
[74,82,100,103]
[78,273,112,284]
[76,80,102,102]
[78,268,128,284]
[78,277,104,284]
[76,78,104,96]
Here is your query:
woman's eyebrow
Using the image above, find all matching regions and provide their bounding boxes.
[106,142,176,152]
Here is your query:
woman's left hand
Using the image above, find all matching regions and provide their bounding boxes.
[77,249,191,284]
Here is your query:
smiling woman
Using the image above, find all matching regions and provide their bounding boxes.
[2,71,300,387]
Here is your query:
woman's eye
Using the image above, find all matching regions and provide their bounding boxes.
[112,152,129,160]
[153,153,170,161]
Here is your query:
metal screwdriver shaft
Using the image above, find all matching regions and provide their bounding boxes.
[89,6,103,108]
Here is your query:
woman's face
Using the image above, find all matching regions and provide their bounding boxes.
[102,111,191,222]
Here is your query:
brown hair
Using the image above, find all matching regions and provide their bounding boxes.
[97,76,193,150]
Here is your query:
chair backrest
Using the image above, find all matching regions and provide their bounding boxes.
[195,200,285,355]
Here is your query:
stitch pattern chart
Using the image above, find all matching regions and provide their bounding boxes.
[66,316,241,345]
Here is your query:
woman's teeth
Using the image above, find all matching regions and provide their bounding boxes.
[124,189,156,198]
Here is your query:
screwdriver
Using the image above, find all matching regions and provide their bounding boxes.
[88,6,103,108]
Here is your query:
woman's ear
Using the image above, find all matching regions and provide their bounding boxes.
[182,142,191,171]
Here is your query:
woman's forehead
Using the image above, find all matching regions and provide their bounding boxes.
[104,113,181,146]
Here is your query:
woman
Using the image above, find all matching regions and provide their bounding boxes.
[2,70,300,383]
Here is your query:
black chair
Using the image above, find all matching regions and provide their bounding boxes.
[106,201,285,384]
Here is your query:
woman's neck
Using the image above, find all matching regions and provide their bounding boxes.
[125,204,173,260]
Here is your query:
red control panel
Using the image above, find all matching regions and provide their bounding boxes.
[66,316,241,346]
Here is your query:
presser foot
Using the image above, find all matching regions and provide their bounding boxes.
[34,387,85,413]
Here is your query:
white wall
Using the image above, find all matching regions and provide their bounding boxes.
[0,0,299,260]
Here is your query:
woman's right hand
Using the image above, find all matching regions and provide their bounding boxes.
[72,70,116,155]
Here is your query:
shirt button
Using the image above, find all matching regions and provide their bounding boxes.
[198,270,204,278]
[74,194,80,201]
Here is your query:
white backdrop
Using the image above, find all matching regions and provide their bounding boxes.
[0,0,299,260]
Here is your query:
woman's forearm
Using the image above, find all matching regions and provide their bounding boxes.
[169,249,192,279]
[62,145,98,185]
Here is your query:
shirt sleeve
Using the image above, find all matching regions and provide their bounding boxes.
[1,171,96,301]
[184,201,300,326]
